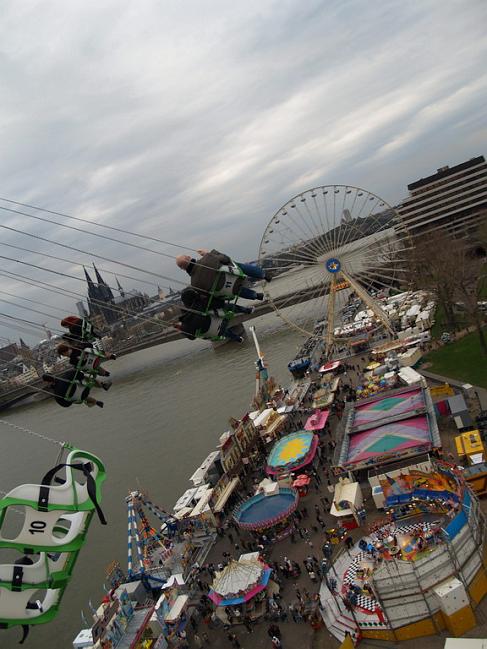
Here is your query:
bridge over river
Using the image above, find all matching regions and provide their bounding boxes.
[0,284,322,411]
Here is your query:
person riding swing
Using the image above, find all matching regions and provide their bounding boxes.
[57,343,115,378]
[42,369,111,408]
[175,249,270,309]
[177,287,246,342]
[60,316,103,350]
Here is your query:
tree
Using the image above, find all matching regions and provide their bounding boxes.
[411,230,486,355]
[409,232,461,332]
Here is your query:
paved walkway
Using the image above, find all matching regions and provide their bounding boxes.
[419,368,487,411]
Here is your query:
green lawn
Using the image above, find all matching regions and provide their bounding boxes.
[424,329,487,388]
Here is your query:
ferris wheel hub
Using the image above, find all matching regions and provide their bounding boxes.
[325,258,341,273]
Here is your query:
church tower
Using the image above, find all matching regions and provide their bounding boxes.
[93,264,114,302]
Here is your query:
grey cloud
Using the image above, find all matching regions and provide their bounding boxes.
[0,0,486,342]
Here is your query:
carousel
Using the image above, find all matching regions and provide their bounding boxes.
[266,430,319,477]
[233,485,299,542]
[208,553,277,623]
[320,460,487,643]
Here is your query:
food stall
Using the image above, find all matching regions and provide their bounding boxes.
[462,461,487,497]
[292,474,311,497]
[455,430,485,465]
[330,478,363,529]
[304,409,330,432]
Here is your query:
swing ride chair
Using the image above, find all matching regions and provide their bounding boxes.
[0,446,106,640]
[196,262,246,341]
[75,348,104,377]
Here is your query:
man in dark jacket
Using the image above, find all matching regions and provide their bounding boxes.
[176,310,243,343]
[42,370,110,408]
[60,316,103,350]
[57,343,115,377]
[176,249,268,302]
[180,287,253,315]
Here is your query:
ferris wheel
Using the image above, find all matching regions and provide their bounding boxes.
[258,185,411,359]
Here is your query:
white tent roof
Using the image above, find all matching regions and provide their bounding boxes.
[406,304,421,317]
[190,450,220,486]
[239,552,260,562]
[174,487,198,512]
[212,559,264,596]
[161,573,185,590]
[330,481,363,517]
[165,594,189,622]
[253,408,274,428]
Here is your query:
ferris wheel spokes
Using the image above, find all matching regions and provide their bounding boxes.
[259,184,411,350]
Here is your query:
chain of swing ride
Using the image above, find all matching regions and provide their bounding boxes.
[0,198,211,616]
[0,193,269,502]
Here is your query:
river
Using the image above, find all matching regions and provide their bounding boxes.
[0,310,306,649]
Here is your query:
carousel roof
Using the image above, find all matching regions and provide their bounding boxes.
[212,559,263,596]
[208,558,272,605]
[266,430,318,475]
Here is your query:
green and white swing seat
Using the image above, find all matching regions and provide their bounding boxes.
[195,263,246,341]
[74,348,106,377]
[0,551,76,590]
[0,449,106,643]
[0,449,106,553]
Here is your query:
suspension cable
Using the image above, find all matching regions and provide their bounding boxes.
[0,210,259,296]
[0,205,183,261]
[0,225,186,284]
[0,418,66,447]
[0,266,186,334]
[0,252,171,298]
[0,288,68,315]
[0,240,162,289]
[0,196,200,253]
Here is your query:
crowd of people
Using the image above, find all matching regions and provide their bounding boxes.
[172,356,375,648]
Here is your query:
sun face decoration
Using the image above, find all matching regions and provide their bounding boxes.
[267,431,317,474]
[277,438,309,464]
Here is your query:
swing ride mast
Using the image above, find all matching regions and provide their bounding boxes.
[250,326,269,398]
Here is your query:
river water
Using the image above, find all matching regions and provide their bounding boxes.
[0,309,306,649]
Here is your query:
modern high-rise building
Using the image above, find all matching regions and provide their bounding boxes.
[397,155,487,238]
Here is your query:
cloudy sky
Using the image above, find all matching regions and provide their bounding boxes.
[0,0,486,343]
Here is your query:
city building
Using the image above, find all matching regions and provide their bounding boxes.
[397,155,487,238]
[84,265,150,328]
[0,342,19,364]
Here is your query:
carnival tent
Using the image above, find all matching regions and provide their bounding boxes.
[208,558,272,606]
[319,360,341,373]
[266,431,318,475]
[304,409,330,431]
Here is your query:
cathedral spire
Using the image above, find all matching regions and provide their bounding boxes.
[93,264,114,302]
[84,267,96,296]
[116,276,125,298]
